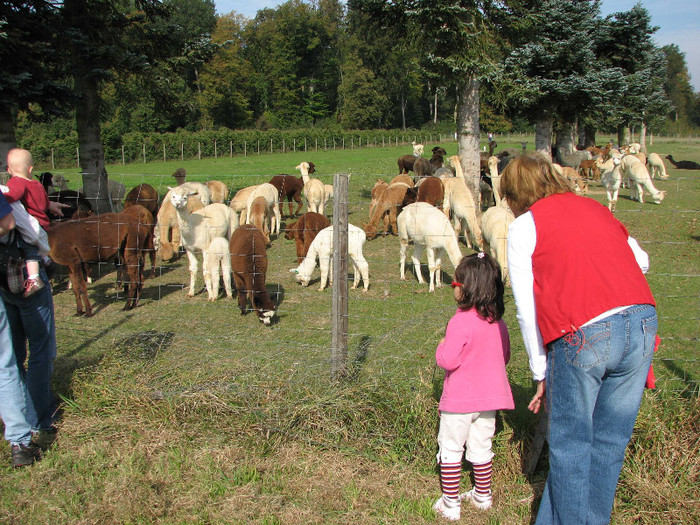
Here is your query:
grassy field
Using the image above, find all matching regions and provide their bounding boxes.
[0,138,698,524]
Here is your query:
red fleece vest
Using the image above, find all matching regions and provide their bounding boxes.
[530,193,655,345]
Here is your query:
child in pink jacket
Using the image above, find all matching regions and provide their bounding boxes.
[433,252,514,521]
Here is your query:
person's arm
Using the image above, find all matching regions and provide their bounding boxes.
[628,236,649,274]
[435,315,469,372]
[0,185,50,253]
[507,213,547,381]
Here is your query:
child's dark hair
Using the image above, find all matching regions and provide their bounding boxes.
[453,252,505,322]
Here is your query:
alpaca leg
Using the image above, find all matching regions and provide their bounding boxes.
[412,244,426,284]
[427,247,437,292]
[319,254,330,290]
[232,273,248,314]
[221,258,233,299]
[186,249,198,297]
[274,205,281,234]
[399,241,409,281]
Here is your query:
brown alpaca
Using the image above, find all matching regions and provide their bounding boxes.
[363,183,417,240]
[268,174,305,217]
[229,224,276,324]
[123,183,159,216]
[284,212,331,262]
[416,176,444,207]
[48,213,146,316]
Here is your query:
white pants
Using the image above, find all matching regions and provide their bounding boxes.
[436,411,496,465]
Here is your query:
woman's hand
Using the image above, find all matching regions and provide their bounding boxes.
[528,380,546,413]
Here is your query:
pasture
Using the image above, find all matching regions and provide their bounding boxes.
[1,138,698,524]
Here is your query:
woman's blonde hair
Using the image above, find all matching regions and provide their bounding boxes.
[500,152,574,214]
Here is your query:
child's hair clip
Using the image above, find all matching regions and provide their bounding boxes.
[477,252,485,258]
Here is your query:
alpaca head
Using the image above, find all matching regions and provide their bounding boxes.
[168,186,197,210]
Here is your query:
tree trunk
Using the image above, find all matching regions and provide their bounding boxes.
[555,119,577,155]
[456,76,481,210]
[401,91,406,131]
[639,122,648,154]
[434,89,438,124]
[535,116,553,160]
[584,125,596,148]
[617,125,630,147]
[0,106,16,171]
[74,74,111,214]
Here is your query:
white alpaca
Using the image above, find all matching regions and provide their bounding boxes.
[397,202,463,292]
[290,224,370,291]
[597,157,623,212]
[229,184,258,225]
[441,159,483,250]
[620,156,666,204]
[412,141,424,156]
[481,200,515,284]
[169,186,239,297]
[245,183,280,236]
[647,153,669,179]
[297,162,327,215]
[204,236,233,301]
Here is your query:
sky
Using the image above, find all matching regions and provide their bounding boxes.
[214,0,700,91]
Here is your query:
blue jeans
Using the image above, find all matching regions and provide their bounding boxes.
[0,297,37,445]
[0,269,56,434]
[535,304,657,525]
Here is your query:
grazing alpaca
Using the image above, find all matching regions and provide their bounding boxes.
[204,236,233,301]
[229,224,276,324]
[369,179,389,219]
[248,196,272,244]
[229,184,259,225]
[665,155,700,170]
[620,156,666,204]
[646,153,669,179]
[363,182,417,239]
[169,185,239,297]
[246,183,280,237]
[397,202,463,292]
[268,174,305,217]
[480,200,515,284]
[389,174,414,187]
[285,212,331,263]
[290,224,370,291]
[297,161,328,214]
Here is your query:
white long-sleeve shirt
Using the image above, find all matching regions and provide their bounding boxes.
[507,211,650,380]
[0,184,50,254]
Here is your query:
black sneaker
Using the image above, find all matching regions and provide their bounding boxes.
[11,442,42,468]
[31,427,58,451]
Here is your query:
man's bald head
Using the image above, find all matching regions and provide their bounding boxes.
[6,148,34,177]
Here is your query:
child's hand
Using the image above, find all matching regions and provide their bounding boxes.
[528,380,546,413]
[438,337,445,346]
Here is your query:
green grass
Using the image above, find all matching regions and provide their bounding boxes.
[1,138,698,524]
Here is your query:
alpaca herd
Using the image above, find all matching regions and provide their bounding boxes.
[38,138,683,321]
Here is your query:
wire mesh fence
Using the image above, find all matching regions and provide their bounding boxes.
[42,167,699,400]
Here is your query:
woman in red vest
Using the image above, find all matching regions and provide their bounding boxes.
[500,153,657,524]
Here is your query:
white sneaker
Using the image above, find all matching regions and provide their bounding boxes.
[460,488,492,510]
[433,495,461,521]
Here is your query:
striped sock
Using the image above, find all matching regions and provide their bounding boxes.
[473,460,493,498]
[439,462,462,500]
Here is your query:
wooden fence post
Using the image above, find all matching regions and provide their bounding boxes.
[76,147,80,167]
[163,143,166,162]
[142,143,146,163]
[331,172,349,380]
